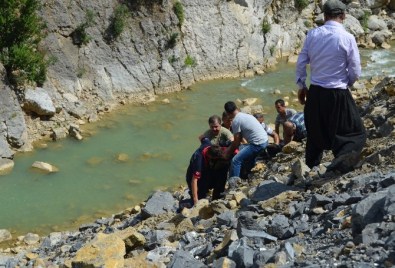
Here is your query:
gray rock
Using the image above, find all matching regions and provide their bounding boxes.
[228,238,254,268]
[361,223,381,245]
[24,87,56,116]
[145,230,173,249]
[253,248,277,266]
[141,191,178,219]
[217,211,236,227]
[384,184,395,216]
[167,250,206,268]
[368,15,388,31]
[310,194,332,209]
[267,214,294,240]
[251,181,295,202]
[352,189,388,236]
[0,85,29,150]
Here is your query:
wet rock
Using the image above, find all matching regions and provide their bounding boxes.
[0,158,14,175]
[31,161,59,173]
[69,124,83,140]
[0,229,12,243]
[23,233,40,245]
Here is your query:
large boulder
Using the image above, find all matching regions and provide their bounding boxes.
[141,191,178,219]
[72,233,125,268]
[23,87,56,116]
[365,0,390,9]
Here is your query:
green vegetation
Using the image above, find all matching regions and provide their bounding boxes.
[270,46,276,56]
[0,0,48,86]
[166,32,179,49]
[173,2,184,26]
[304,20,312,28]
[295,0,309,11]
[106,4,129,42]
[184,55,196,67]
[72,10,95,46]
[261,19,271,34]
[361,11,370,33]
[168,55,178,64]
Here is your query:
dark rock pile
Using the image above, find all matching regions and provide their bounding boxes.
[0,77,394,267]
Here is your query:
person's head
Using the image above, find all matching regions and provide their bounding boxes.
[323,0,346,22]
[275,99,286,114]
[207,145,228,169]
[222,111,232,129]
[208,115,222,135]
[253,113,265,124]
[224,101,238,118]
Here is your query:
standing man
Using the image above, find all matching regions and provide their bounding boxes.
[224,101,268,178]
[296,0,366,173]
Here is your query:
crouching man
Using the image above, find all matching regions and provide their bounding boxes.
[186,138,230,206]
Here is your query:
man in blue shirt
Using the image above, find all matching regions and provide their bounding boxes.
[296,0,366,173]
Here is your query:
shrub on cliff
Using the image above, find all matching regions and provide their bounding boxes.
[0,0,48,87]
[105,4,129,42]
[173,1,184,26]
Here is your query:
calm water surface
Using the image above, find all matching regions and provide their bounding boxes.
[1,46,394,236]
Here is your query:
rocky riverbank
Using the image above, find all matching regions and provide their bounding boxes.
[0,76,394,267]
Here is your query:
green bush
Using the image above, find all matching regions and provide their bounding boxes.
[295,0,309,11]
[106,4,129,42]
[0,0,48,86]
[184,55,196,67]
[361,11,370,33]
[72,10,95,46]
[262,19,271,34]
[173,2,184,26]
[166,32,179,49]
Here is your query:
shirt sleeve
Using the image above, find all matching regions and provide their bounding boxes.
[346,36,361,86]
[296,32,311,89]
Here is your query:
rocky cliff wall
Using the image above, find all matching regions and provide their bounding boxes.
[0,0,394,160]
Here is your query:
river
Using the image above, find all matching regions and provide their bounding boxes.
[1,44,394,237]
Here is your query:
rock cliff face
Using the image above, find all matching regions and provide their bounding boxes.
[0,0,394,158]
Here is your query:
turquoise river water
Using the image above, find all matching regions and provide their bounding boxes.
[1,45,394,237]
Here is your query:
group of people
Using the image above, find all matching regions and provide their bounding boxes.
[186,99,306,206]
[185,0,366,206]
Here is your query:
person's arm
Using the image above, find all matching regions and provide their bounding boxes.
[226,132,242,159]
[347,37,361,87]
[275,123,280,137]
[271,131,280,145]
[191,175,199,205]
[296,31,310,104]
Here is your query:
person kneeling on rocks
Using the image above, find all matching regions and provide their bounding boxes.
[186,137,230,206]
[283,112,307,145]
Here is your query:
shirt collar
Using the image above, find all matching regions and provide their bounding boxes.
[324,20,343,27]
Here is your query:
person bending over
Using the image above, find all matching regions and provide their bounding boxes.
[186,138,229,205]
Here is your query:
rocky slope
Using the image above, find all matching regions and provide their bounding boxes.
[1,0,395,163]
[0,76,394,267]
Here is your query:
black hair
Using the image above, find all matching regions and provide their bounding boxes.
[275,99,285,106]
[207,145,225,159]
[224,101,237,113]
[208,115,221,124]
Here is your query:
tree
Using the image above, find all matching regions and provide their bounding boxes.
[0,0,48,86]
